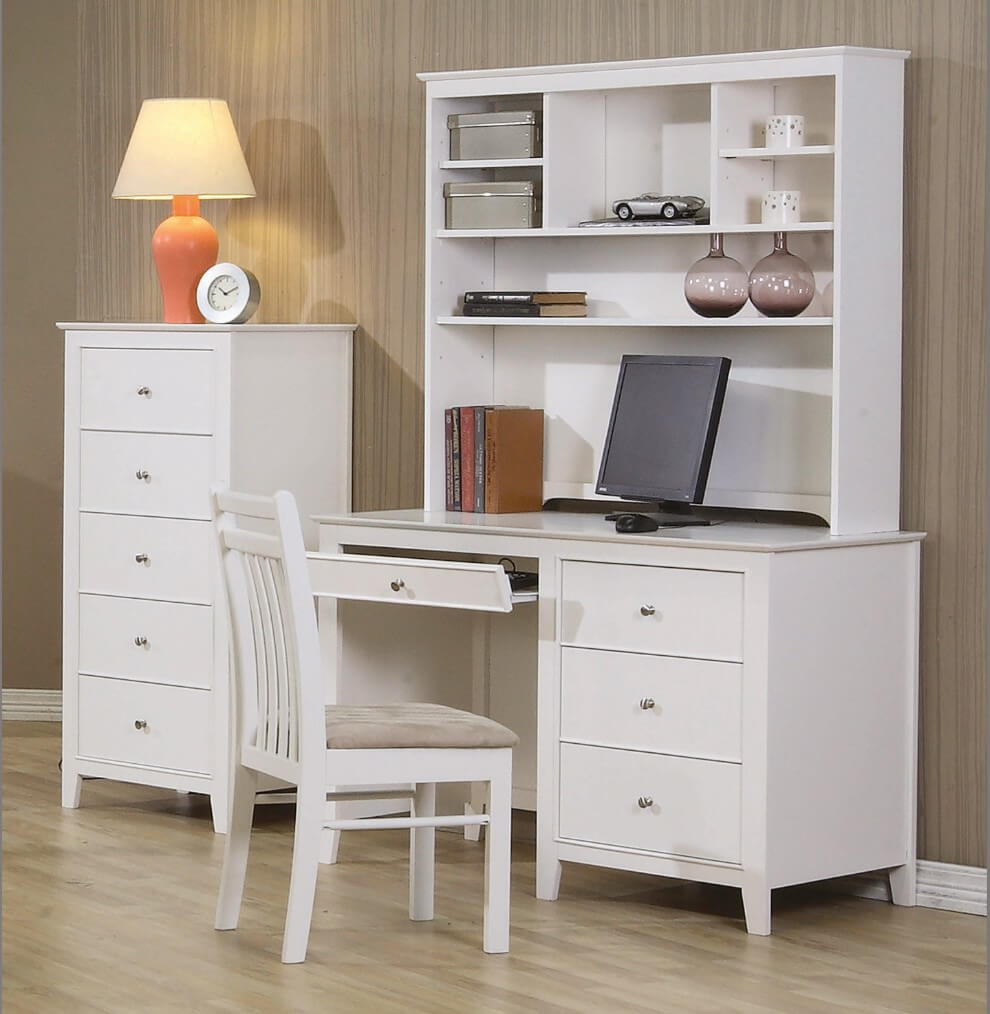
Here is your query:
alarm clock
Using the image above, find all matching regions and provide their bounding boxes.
[196,262,261,324]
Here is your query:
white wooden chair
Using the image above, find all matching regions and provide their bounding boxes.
[213,488,517,963]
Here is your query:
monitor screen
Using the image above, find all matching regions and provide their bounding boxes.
[595,355,731,505]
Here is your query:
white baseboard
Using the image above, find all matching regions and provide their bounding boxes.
[2,688,62,721]
[838,862,987,916]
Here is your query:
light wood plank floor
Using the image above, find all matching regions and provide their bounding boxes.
[3,723,984,1013]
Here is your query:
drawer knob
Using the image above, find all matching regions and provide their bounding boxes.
[134,636,148,647]
[639,697,655,710]
[135,469,151,481]
[136,386,151,397]
[637,796,653,809]
[640,604,656,617]
[134,719,148,730]
[390,578,405,592]
[134,553,149,564]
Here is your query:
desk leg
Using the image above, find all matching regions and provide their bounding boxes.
[464,611,492,842]
[888,863,917,906]
[741,874,772,934]
[535,555,561,900]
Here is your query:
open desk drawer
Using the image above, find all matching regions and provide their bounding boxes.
[307,552,517,611]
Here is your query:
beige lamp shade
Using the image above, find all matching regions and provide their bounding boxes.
[112,98,256,200]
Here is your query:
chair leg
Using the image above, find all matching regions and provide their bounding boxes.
[409,782,436,921]
[320,796,341,864]
[215,763,259,931]
[281,781,325,963]
[482,750,512,953]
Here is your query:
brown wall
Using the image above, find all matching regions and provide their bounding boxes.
[1,1,79,696]
[2,0,985,867]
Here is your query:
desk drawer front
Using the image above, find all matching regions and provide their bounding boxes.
[80,348,215,434]
[307,553,511,612]
[79,431,213,519]
[77,674,211,774]
[78,595,213,688]
[561,561,743,660]
[560,647,741,761]
[79,514,212,603]
[559,743,741,863]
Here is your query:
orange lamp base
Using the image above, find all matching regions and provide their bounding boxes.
[151,195,219,323]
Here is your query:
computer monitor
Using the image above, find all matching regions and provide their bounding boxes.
[595,354,731,528]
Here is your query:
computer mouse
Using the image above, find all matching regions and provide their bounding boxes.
[614,513,660,533]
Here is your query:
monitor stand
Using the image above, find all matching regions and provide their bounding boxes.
[603,501,714,529]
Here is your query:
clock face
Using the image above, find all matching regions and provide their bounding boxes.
[207,274,240,311]
[196,262,261,324]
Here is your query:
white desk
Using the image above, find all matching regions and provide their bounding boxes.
[314,509,923,934]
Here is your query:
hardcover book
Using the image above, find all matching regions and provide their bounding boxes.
[462,302,587,317]
[484,407,545,513]
[463,290,586,304]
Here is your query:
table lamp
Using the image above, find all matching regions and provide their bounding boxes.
[112,98,256,323]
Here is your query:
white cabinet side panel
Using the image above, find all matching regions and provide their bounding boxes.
[831,58,904,533]
[229,329,352,548]
[764,542,918,886]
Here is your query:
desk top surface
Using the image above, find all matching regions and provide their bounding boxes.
[314,509,925,554]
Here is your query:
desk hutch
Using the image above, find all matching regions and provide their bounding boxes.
[317,46,921,935]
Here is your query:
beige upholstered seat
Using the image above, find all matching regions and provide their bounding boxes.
[325,703,519,750]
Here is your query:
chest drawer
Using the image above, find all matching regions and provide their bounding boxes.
[76,675,211,773]
[80,348,215,434]
[560,561,743,660]
[560,647,741,762]
[78,514,212,604]
[558,743,741,863]
[79,431,213,519]
[78,595,213,688]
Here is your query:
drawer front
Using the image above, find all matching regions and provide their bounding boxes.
[79,431,213,519]
[77,674,211,774]
[560,647,741,761]
[558,743,741,863]
[561,561,743,660]
[308,553,512,612]
[78,595,213,688]
[79,514,212,604]
[80,348,215,434]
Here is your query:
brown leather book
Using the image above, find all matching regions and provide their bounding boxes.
[483,407,545,513]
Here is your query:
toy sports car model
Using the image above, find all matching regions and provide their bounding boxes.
[611,194,706,221]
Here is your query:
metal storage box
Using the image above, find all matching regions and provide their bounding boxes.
[447,110,542,160]
[443,181,539,229]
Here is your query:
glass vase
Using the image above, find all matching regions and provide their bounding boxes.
[683,233,749,318]
[748,231,816,317]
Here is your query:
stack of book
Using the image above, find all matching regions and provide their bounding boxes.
[444,406,544,513]
[461,290,587,317]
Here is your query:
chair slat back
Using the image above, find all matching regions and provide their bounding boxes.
[214,488,325,777]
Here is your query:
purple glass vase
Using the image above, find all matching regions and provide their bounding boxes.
[683,233,749,318]
[748,231,816,317]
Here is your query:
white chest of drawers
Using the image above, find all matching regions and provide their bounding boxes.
[59,322,354,830]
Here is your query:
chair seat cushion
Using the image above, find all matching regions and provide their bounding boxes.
[324,703,519,750]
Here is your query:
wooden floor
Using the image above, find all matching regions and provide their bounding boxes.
[3,723,985,1014]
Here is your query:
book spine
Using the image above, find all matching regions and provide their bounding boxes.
[451,407,461,511]
[444,409,453,511]
[462,302,541,317]
[484,409,496,513]
[474,408,486,512]
[459,407,475,512]
[464,291,537,304]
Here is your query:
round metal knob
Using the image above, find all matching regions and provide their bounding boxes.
[134,553,149,564]
[640,604,656,617]
[390,578,405,592]
[639,697,655,710]
[136,386,151,396]
[135,470,150,481]
[637,796,653,809]
[134,720,148,730]
[134,636,148,647]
